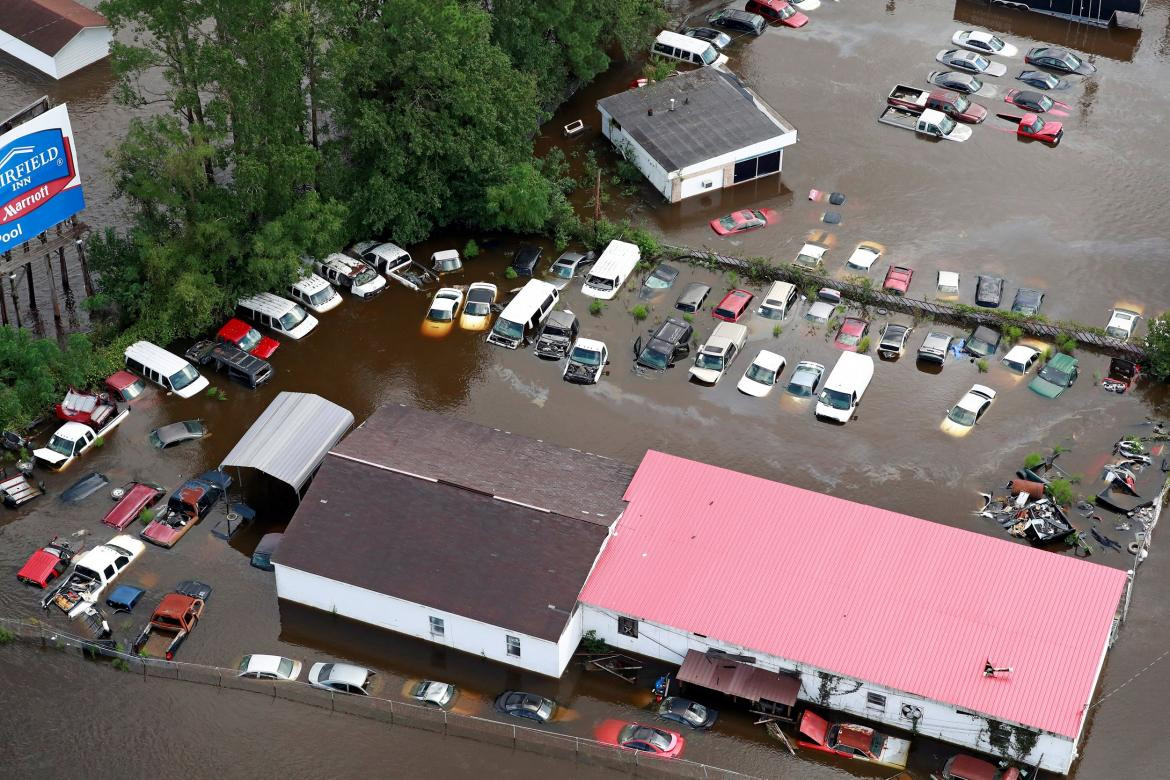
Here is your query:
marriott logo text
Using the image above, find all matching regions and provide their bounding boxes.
[1,147,60,190]
[3,184,50,219]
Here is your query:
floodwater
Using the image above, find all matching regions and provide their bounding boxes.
[3,0,1170,778]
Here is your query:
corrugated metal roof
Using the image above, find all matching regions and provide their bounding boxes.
[2,0,107,56]
[579,451,1128,739]
[677,650,800,705]
[220,392,353,494]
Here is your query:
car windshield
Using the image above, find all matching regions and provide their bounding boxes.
[1036,95,1053,111]
[1027,117,1044,133]
[1106,325,1128,339]
[717,215,738,230]
[1036,73,1056,88]
[277,658,294,678]
[148,431,163,448]
[938,115,957,134]
[47,434,74,456]
[638,343,669,370]
[645,272,672,290]
[1039,364,1071,386]
[169,364,201,390]
[279,306,308,330]
[795,253,820,267]
[758,304,783,319]
[427,306,454,322]
[701,46,717,65]
[542,325,570,339]
[585,274,614,291]
[1061,53,1082,69]
[236,328,261,351]
[183,421,204,434]
[465,301,490,316]
[355,267,378,285]
[122,379,146,400]
[435,258,460,271]
[551,263,573,279]
[239,656,252,671]
[308,287,334,306]
[695,351,725,370]
[819,388,852,410]
[787,375,815,397]
[493,318,524,341]
[948,406,977,426]
[779,5,795,18]
[837,329,861,346]
[746,364,776,385]
[985,36,1004,51]
[686,703,709,723]
[952,94,970,112]
[971,54,990,69]
[570,346,602,366]
[714,307,736,320]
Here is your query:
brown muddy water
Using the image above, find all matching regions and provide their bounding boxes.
[3,1,1170,778]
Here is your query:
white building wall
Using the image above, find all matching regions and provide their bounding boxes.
[54,28,113,78]
[276,564,570,677]
[0,36,59,78]
[598,106,672,200]
[582,605,1080,774]
[675,132,796,179]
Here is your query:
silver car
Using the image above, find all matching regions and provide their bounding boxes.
[917,331,953,364]
[308,662,375,695]
[410,680,458,710]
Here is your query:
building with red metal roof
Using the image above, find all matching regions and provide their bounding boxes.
[0,0,111,79]
[579,450,1129,775]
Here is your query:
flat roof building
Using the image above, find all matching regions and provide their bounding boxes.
[1,0,111,79]
[579,450,1129,774]
[597,68,796,202]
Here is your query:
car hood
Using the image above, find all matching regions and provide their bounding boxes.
[940,416,974,437]
[689,366,723,384]
[814,402,851,423]
[33,447,69,467]
[1029,376,1065,398]
[737,376,773,397]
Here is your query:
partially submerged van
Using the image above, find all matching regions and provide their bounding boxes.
[237,292,319,340]
[124,341,209,399]
[652,30,728,69]
[757,281,798,320]
[815,352,875,423]
[487,279,559,349]
[582,240,640,301]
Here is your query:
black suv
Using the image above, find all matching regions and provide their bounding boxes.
[634,318,694,371]
[707,8,766,36]
[511,245,543,277]
[534,310,579,359]
[185,341,274,389]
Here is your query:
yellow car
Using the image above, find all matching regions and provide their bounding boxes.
[459,282,497,332]
[421,287,464,338]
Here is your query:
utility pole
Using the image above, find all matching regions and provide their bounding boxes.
[593,168,602,244]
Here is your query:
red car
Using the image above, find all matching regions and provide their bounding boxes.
[797,711,911,769]
[746,0,808,28]
[16,538,78,588]
[103,483,166,531]
[709,208,777,236]
[217,318,279,359]
[595,719,685,759]
[882,265,914,295]
[106,371,148,403]
[941,753,1021,780]
[1016,113,1063,145]
[713,289,754,322]
[834,317,869,351]
[54,387,117,426]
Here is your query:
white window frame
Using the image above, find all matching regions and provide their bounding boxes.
[429,616,445,637]
[506,635,521,657]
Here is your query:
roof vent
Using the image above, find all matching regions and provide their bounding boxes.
[984,660,1013,677]
[669,98,676,111]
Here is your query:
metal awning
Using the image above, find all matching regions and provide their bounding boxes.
[220,392,353,495]
[677,650,800,705]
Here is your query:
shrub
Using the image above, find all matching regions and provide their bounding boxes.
[1047,478,1077,507]
[727,271,739,287]
[1004,325,1023,345]
[589,299,604,316]
[93,436,105,448]
[1023,452,1045,470]
[139,508,155,525]
[503,267,518,280]
[1056,335,1077,354]
[682,313,694,323]
[977,358,989,373]
[580,629,608,654]
[630,305,648,321]
[0,625,14,644]
[463,239,480,259]
[857,336,871,353]
[772,324,782,338]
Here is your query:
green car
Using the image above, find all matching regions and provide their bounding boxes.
[1029,353,1079,398]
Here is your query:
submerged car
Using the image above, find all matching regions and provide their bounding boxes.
[547,250,596,290]
[315,253,386,299]
[656,697,717,730]
[918,330,953,364]
[792,243,828,270]
[936,49,1007,78]
[103,483,165,530]
[635,318,693,371]
[290,272,342,314]
[712,289,753,322]
[217,318,279,359]
[494,691,557,723]
[975,274,1004,307]
[1001,344,1041,375]
[638,264,680,300]
[149,420,206,449]
[596,720,685,758]
[941,754,1021,780]
[411,680,458,710]
[563,338,608,385]
[737,350,786,397]
[936,270,960,297]
[882,265,913,295]
[1029,353,1079,398]
[834,317,869,352]
[1025,46,1096,75]
[459,282,497,331]
[675,283,710,314]
[709,208,777,236]
[140,470,230,549]
[747,0,809,28]
[106,371,148,403]
[1011,287,1045,315]
[806,288,842,325]
[707,8,766,36]
[1017,70,1069,90]
[689,322,748,384]
[963,325,1002,358]
[308,662,376,695]
[682,26,731,49]
[1004,89,1054,113]
[942,384,996,436]
[421,287,464,338]
[785,360,824,399]
[952,30,1018,58]
[430,249,463,274]
[927,70,985,95]
[510,245,542,277]
[238,654,303,681]
[845,242,881,272]
[1016,113,1063,145]
[877,323,912,359]
[534,310,579,359]
[798,711,911,770]
[1105,308,1140,339]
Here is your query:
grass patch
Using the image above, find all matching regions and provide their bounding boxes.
[1046,478,1077,507]
[857,336,871,354]
[463,239,480,259]
[0,625,15,644]
[977,358,989,373]
[139,508,155,525]
[630,305,648,322]
[1056,334,1077,354]
[681,313,694,323]
[1004,325,1023,345]
[589,299,604,316]
[1023,452,1045,470]
[503,267,518,280]
[772,324,782,338]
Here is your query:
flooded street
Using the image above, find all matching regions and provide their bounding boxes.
[3,0,1170,778]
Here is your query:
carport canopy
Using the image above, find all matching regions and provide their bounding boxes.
[677,650,800,705]
[219,392,353,495]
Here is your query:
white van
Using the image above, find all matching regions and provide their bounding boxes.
[652,31,728,69]
[237,292,318,340]
[815,352,875,423]
[124,341,209,399]
[487,279,559,349]
[757,281,799,320]
[290,272,342,314]
[581,240,640,300]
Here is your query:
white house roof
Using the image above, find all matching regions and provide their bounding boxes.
[597,68,795,171]
[220,392,354,494]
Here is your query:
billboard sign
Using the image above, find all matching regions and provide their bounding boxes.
[0,103,85,254]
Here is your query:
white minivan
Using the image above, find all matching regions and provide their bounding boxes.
[652,31,728,69]
[581,240,640,301]
[487,279,559,349]
[124,341,209,399]
[237,292,319,340]
[815,352,875,423]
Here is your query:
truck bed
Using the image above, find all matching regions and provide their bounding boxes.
[138,629,179,659]
[887,84,928,110]
[877,106,921,130]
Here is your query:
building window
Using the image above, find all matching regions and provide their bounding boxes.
[506,635,521,657]
[732,149,783,184]
[429,616,445,637]
[618,616,639,638]
[866,692,886,710]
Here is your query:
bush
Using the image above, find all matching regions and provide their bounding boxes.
[1047,478,1077,507]
[503,267,518,280]
[977,358,989,373]
[0,625,14,644]
[464,239,480,259]
[772,324,782,338]
[682,313,694,323]
[1023,452,1045,470]
[589,299,604,316]
[579,629,608,654]
[1145,313,1170,380]
[727,271,739,287]
[139,508,155,525]
[857,336,871,353]
[1004,325,1023,345]
[630,305,648,321]
[1056,334,1077,354]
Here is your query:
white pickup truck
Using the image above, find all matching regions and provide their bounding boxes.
[877,107,972,142]
[42,535,146,618]
[34,409,131,471]
[689,322,748,384]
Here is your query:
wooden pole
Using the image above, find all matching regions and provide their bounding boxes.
[0,278,7,326]
[76,239,95,297]
[44,254,61,327]
[24,262,36,310]
[57,247,70,294]
[9,275,21,329]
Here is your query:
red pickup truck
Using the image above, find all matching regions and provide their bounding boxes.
[131,586,208,660]
[887,84,987,124]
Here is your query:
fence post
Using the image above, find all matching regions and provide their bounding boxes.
[443,709,448,735]
[513,724,517,749]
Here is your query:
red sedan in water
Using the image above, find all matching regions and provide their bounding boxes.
[747,0,809,28]
[710,208,778,236]
[217,318,279,359]
[1016,113,1063,145]
[595,720,685,759]
[882,265,914,295]
[834,317,869,351]
[713,289,754,322]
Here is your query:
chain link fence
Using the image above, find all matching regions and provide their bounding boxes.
[0,618,755,780]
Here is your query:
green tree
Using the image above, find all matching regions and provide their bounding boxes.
[1146,313,1170,381]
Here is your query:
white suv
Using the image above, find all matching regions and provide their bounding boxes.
[689,322,748,384]
[315,253,386,298]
